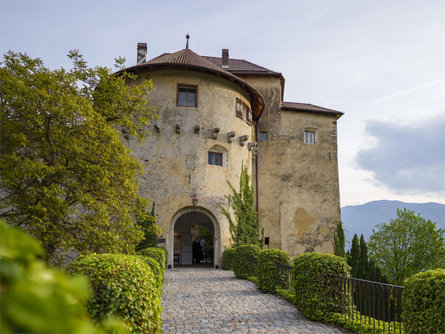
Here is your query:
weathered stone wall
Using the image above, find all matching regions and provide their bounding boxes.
[126,69,255,266]
[239,75,340,258]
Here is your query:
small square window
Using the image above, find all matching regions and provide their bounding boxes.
[177,85,197,107]
[304,130,316,144]
[259,132,268,142]
[208,151,223,166]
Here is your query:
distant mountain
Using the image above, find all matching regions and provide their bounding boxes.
[341,200,445,242]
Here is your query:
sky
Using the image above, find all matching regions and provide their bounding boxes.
[1,0,444,207]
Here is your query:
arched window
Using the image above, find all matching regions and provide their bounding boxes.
[208,145,228,167]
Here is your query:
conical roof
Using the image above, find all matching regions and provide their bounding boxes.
[124,48,264,120]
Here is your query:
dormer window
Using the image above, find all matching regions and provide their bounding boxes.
[236,98,252,124]
[177,84,197,107]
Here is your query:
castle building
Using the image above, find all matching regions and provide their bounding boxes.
[124,40,343,268]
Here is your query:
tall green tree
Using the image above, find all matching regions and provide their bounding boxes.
[368,208,445,285]
[357,234,368,279]
[0,51,156,263]
[334,221,346,258]
[220,164,261,247]
[135,203,161,252]
[348,234,360,278]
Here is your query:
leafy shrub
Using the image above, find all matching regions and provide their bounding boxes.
[0,220,115,334]
[66,253,162,333]
[137,255,163,294]
[258,249,291,293]
[290,252,350,321]
[402,268,445,334]
[233,244,260,279]
[138,247,166,273]
[223,247,236,270]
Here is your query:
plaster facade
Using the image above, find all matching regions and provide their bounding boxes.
[125,46,342,267]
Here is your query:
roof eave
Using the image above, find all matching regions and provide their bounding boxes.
[281,107,344,119]
[122,62,265,121]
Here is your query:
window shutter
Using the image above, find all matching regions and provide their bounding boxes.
[236,98,242,117]
[246,107,251,123]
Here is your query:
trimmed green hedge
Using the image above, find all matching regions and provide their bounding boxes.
[67,253,162,333]
[233,244,261,279]
[290,252,350,321]
[258,249,291,293]
[137,255,163,295]
[0,220,121,334]
[138,247,166,273]
[402,268,445,334]
[223,247,236,270]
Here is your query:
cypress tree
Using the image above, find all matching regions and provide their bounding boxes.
[334,221,346,258]
[358,234,369,279]
[348,234,360,278]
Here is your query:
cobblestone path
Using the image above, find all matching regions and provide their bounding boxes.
[161,267,350,333]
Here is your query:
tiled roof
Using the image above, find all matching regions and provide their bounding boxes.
[203,56,281,76]
[281,102,343,118]
[123,48,264,120]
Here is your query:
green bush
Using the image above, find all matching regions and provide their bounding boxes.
[290,252,350,321]
[138,247,166,273]
[67,253,162,333]
[233,244,261,279]
[137,255,163,295]
[258,249,291,293]
[0,220,118,334]
[402,268,445,334]
[223,247,236,270]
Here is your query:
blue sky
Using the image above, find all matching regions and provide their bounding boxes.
[1,0,444,206]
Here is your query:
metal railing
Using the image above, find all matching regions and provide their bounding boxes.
[332,276,403,334]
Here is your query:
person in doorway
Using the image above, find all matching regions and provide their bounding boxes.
[193,238,201,264]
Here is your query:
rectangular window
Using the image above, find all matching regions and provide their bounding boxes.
[235,97,251,124]
[177,84,197,107]
[259,132,268,142]
[304,130,315,144]
[208,151,223,166]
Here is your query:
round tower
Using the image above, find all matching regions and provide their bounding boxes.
[124,46,264,267]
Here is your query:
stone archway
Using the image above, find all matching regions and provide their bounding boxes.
[168,206,221,268]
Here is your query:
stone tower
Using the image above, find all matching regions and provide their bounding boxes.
[124,43,343,267]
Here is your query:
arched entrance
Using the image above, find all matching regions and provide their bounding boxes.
[168,206,221,268]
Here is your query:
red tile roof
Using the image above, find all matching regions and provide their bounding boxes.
[281,102,343,118]
[123,48,264,120]
[203,56,281,76]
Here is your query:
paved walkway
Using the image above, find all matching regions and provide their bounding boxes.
[161,267,350,333]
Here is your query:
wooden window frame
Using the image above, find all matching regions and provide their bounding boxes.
[235,97,251,125]
[177,84,198,107]
[208,151,223,166]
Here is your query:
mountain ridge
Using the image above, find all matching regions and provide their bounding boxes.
[341,200,445,242]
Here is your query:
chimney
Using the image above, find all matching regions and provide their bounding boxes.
[222,49,229,69]
[137,43,147,64]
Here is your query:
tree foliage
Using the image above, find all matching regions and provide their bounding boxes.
[220,164,261,247]
[368,208,445,285]
[348,234,360,278]
[334,221,346,258]
[135,203,160,252]
[0,51,156,262]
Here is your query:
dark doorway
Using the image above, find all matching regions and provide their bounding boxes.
[173,211,214,266]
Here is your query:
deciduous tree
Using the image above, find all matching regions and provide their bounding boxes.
[0,51,156,263]
[368,208,445,285]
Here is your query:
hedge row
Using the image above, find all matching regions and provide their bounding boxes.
[223,247,236,270]
[258,249,291,293]
[291,252,350,321]
[402,268,445,334]
[138,247,166,273]
[233,244,261,279]
[0,220,126,334]
[67,253,162,333]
